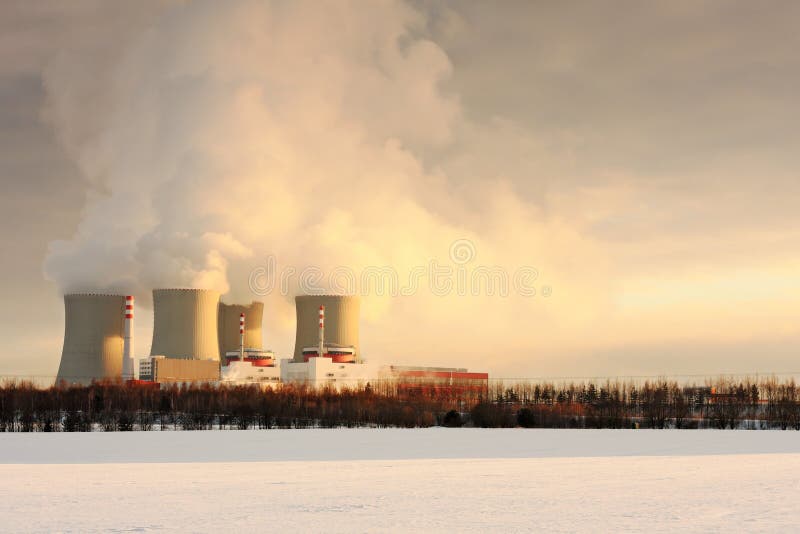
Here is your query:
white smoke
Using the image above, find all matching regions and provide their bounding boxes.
[43,0,455,291]
[41,0,608,371]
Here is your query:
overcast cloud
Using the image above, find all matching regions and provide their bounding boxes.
[1,0,799,380]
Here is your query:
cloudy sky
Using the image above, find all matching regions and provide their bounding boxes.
[2,0,799,380]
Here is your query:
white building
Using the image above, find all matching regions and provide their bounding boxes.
[138,357,153,381]
[280,349,381,389]
[220,360,281,387]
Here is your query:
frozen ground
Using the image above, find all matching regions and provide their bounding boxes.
[2,427,800,463]
[1,429,799,532]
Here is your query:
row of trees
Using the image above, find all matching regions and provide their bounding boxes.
[0,381,453,432]
[477,378,800,429]
[1,377,799,431]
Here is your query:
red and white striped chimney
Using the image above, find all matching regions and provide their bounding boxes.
[122,295,134,380]
[239,312,245,362]
[318,305,325,358]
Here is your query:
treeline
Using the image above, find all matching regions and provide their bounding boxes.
[0,381,459,432]
[474,378,800,430]
[1,377,800,431]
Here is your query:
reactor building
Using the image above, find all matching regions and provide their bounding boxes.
[281,295,376,387]
[292,295,360,362]
[56,293,126,385]
[150,288,221,361]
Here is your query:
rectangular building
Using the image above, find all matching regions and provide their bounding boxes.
[386,365,489,399]
[281,357,381,389]
[139,355,219,384]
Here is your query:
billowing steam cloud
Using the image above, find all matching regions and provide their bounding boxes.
[14,0,799,377]
[41,0,607,370]
[44,0,459,293]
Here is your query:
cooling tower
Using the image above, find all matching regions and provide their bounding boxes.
[56,294,125,385]
[293,295,360,362]
[218,301,264,356]
[150,289,221,361]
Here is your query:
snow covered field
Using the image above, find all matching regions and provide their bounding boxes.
[2,429,799,532]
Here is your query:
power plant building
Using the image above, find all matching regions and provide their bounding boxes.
[218,301,264,356]
[56,294,126,385]
[139,356,219,384]
[293,295,360,362]
[54,288,490,390]
[150,289,221,361]
[221,356,281,387]
[280,356,380,389]
[386,366,489,398]
[282,295,375,388]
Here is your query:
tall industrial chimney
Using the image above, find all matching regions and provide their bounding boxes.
[218,301,264,357]
[150,289,221,360]
[56,294,125,385]
[293,295,360,362]
[318,305,325,357]
[239,312,245,362]
[122,295,135,380]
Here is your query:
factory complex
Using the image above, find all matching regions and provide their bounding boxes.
[55,289,488,392]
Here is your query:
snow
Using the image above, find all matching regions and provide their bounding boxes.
[2,428,800,463]
[1,429,800,532]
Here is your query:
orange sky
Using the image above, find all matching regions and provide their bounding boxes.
[1,0,799,379]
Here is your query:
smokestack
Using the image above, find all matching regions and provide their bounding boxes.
[239,312,245,362]
[293,295,360,362]
[57,294,125,385]
[318,305,325,358]
[122,295,135,380]
[151,289,221,360]
[218,301,264,358]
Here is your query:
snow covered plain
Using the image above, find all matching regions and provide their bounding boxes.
[1,429,799,532]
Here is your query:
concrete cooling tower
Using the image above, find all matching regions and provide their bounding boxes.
[56,294,125,385]
[150,289,221,361]
[293,295,360,362]
[218,301,264,356]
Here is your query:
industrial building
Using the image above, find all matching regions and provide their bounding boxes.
[280,296,373,388]
[55,287,488,390]
[56,288,270,385]
[221,357,281,386]
[146,292,272,385]
[56,294,126,385]
[281,355,380,388]
[386,366,489,398]
[150,288,221,361]
[218,303,280,386]
[223,348,276,367]
[138,356,219,384]
[293,295,360,362]
[266,296,488,391]
[218,301,263,357]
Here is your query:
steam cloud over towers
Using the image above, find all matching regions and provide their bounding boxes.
[57,294,125,385]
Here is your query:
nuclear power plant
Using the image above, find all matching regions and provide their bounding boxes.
[55,287,487,390]
[293,295,360,362]
[56,288,268,384]
[282,296,373,384]
[218,301,264,355]
[56,294,126,385]
[150,289,221,361]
